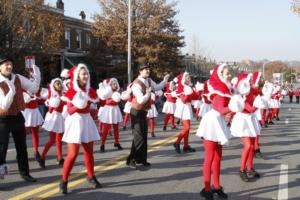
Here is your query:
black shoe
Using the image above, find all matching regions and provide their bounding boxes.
[34,152,41,162]
[141,162,151,167]
[176,120,181,125]
[268,121,274,125]
[200,188,213,200]
[183,145,196,153]
[21,174,37,182]
[100,145,105,153]
[114,143,123,150]
[240,170,250,182]
[87,175,102,188]
[38,158,46,169]
[57,159,65,166]
[172,126,178,130]
[151,133,156,137]
[126,159,137,169]
[212,187,228,199]
[276,117,280,121]
[59,180,68,195]
[247,169,260,178]
[173,143,181,154]
[263,124,268,128]
[123,126,127,131]
[254,149,263,159]
[163,126,167,131]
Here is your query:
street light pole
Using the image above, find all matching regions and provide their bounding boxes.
[128,0,132,83]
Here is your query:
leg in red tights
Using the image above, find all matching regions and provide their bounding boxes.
[112,123,120,145]
[246,137,255,171]
[176,120,190,146]
[31,126,40,153]
[56,133,63,160]
[98,121,103,136]
[101,123,111,145]
[41,132,56,159]
[170,114,175,128]
[123,113,130,128]
[82,142,94,178]
[164,113,171,127]
[62,143,80,181]
[240,137,254,171]
[149,118,155,136]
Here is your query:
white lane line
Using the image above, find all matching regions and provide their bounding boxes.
[278,164,288,200]
[7,149,15,152]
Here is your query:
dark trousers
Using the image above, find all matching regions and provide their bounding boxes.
[0,113,30,175]
[296,96,300,104]
[127,109,148,164]
[289,95,293,103]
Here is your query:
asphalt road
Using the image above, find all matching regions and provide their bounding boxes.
[1,98,299,200]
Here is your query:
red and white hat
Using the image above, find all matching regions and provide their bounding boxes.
[165,81,176,93]
[233,73,253,96]
[208,64,232,98]
[103,78,120,91]
[252,71,262,88]
[175,72,190,94]
[48,78,63,98]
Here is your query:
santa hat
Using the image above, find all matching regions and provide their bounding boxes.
[60,69,70,79]
[233,73,253,96]
[103,77,120,91]
[176,72,190,94]
[165,81,176,93]
[70,64,90,92]
[252,71,262,88]
[208,64,232,98]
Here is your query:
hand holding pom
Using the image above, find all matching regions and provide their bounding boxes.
[228,94,245,112]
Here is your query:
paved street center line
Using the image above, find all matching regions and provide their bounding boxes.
[278,164,288,200]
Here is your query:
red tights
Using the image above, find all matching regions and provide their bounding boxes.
[26,126,40,153]
[102,123,120,145]
[123,113,130,127]
[203,140,222,191]
[163,113,175,128]
[240,137,255,171]
[62,142,94,181]
[41,132,63,160]
[148,118,155,135]
[175,120,190,148]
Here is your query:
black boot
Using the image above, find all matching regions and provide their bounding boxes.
[176,120,181,125]
[200,188,213,200]
[172,126,178,130]
[173,143,181,154]
[38,158,46,169]
[57,159,65,166]
[21,174,37,182]
[151,133,156,137]
[240,170,250,182]
[183,145,196,153]
[212,186,228,199]
[114,143,123,150]
[87,175,102,188]
[123,126,127,131]
[163,126,167,131]
[254,149,263,159]
[59,180,68,195]
[100,145,105,153]
[263,124,268,128]
[34,152,41,162]
[247,169,260,178]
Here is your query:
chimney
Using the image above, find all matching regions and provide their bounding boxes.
[56,0,64,10]
[79,10,86,20]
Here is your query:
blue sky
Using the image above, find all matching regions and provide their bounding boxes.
[45,0,300,61]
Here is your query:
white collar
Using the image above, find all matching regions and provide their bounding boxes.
[0,73,15,82]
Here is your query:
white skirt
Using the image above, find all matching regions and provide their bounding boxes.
[196,109,231,145]
[273,100,280,108]
[98,105,123,124]
[62,105,68,119]
[193,100,202,109]
[22,108,44,127]
[42,111,64,133]
[268,99,276,108]
[254,109,262,121]
[198,103,212,117]
[123,101,132,114]
[63,113,100,144]
[230,112,261,138]
[147,104,158,118]
[174,99,193,120]
[162,101,176,114]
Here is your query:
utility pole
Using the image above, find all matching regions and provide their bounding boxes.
[127,0,132,83]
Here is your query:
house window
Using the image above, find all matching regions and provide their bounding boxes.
[86,34,91,46]
[65,30,70,49]
[76,31,81,49]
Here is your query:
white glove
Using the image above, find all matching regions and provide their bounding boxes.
[40,88,48,100]
[48,96,61,108]
[163,74,170,82]
[31,65,41,83]
[228,94,245,112]
[97,84,113,100]
[184,86,193,95]
[195,82,204,91]
[121,90,131,101]
[253,95,267,109]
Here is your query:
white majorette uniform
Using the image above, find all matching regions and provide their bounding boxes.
[42,78,65,133]
[173,72,199,153]
[230,74,261,138]
[193,82,204,118]
[162,81,178,130]
[121,83,133,130]
[97,78,123,151]
[198,81,212,118]
[60,64,101,192]
[40,78,66,167]
[147,92,159,137]
[62,65,100,144]
[60,68,71,119]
